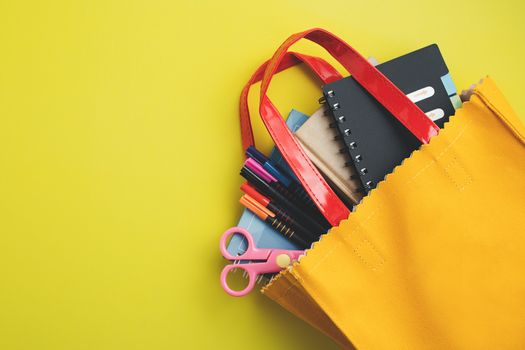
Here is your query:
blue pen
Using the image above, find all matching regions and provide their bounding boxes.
[246,146,267,164]
[263,162,292,187]
[247,146,292,186]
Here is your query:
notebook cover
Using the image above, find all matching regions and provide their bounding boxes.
[322,44,459,192]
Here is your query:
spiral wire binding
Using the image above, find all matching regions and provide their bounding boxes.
[320,96,367,194]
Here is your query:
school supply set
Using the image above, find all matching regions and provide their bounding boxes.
[226,112,308,259]
[222,39,462,290]
[220,140,331,295]
[241,146,329,242]
[220,227,304,297]
[220,111,327,293]
[223,37,460,289]
[220,28,525,349]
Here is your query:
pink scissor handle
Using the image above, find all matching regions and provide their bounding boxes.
[220,227,272,297]
[220,263,258,297]
[219,227,305,297]
[219,227,270,261]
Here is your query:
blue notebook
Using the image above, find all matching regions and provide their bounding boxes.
[227,109,308,255]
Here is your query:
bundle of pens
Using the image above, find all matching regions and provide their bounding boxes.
[239,146,331,249]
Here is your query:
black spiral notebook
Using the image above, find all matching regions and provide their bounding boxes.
[322,44,460,193]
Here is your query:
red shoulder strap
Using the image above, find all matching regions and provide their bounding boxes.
[240,52,342,151]
[258,28,440,226]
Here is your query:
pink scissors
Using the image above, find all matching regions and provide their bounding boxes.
[220,227,305,297]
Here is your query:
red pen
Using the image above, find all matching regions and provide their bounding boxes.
[240,195,310,248]
[241,182,318,240]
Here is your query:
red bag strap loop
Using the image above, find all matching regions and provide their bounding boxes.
[260,28,439,143]
[240,52,342,151]
[258,28,440,226]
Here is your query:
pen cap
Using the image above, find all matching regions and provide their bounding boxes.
[240,196,269,220]
[246,146,268,164]
[240,182,270,206]
[263,162,292,187]
[242,194,275,218]
[245,158,277,183]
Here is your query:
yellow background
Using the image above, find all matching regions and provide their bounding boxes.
[0,1,524,349]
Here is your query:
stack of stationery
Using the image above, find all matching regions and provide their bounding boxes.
[294,107,364,207]
[239,145,330,248]
[321,44,461,193]
[228,45,461,255]
[226,111,309,256]
[291,57,380,207]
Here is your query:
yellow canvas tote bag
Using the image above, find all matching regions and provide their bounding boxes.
[263,76,525,349]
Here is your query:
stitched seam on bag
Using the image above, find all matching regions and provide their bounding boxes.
[407,119,471,185]
[301,212,382,274]
[475,90,525,144]
[304,115,472,275]
[353,238,386,271]
[343,221,386,271]
[441,156,473,192]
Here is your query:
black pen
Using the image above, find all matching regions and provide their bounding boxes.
[240,166,328,235]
